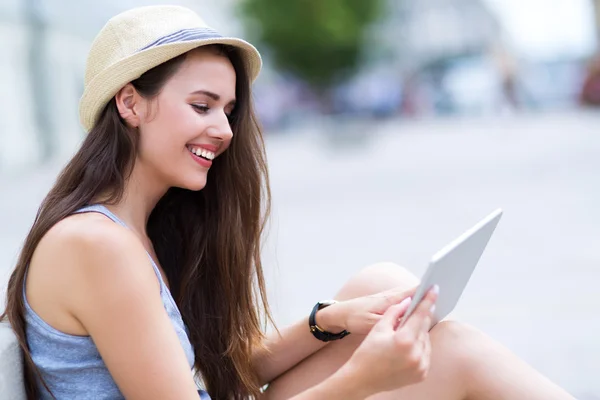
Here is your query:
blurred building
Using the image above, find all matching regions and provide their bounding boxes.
[589,0,600,44]
[0,0,241,173]
[347,0,505,117]
[374,0,501,72]
[362,0,593,116]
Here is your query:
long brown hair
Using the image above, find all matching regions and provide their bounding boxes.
[1,45,272,399]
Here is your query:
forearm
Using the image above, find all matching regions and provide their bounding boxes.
[253,316,327,385]
[253,304,345,385]
[289,363,370,400]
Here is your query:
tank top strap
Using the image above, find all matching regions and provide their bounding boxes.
[74,204,128,228]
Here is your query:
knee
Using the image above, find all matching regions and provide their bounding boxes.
[430,320,465,342]
[429,320,483,369]
[430,320,483,346]
[334,261,420,301]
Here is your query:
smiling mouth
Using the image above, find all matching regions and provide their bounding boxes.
[187,145,215,161]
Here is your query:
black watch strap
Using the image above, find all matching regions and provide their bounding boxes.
[309,301,350,342]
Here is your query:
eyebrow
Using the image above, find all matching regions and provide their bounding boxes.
[190,89,236,105]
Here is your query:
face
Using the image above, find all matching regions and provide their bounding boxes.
[128,48,237,191]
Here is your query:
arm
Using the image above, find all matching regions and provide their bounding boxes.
[253,287,417,384]
[58,221,200,399]
[288,363,370,400]
[253,303,344,385]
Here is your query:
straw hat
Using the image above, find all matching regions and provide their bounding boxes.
[79,5,262,132]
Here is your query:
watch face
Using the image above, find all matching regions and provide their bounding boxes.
[319,300,337,308]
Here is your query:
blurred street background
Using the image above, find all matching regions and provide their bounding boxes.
[1,0,599,398]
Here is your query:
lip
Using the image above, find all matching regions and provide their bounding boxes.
[188,143,219,153]
[188,149,212,168]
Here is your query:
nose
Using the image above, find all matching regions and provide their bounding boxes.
[206,111,233,142]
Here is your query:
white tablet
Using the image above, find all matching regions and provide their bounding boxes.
[400,209,503,327]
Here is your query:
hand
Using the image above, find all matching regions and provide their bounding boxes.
[341,286,438,395]
[317,286,417,334]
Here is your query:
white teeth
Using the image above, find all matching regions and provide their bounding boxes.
[189,146,215,160]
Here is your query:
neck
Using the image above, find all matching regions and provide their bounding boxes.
[100,160,169,238]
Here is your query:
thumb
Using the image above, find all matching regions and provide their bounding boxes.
[379,296,412,330]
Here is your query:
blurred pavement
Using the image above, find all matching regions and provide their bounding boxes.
[1,110,599,398]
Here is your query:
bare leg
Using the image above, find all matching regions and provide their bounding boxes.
[264,263,574,400]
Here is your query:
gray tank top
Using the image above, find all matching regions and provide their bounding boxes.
[23,204,209,399]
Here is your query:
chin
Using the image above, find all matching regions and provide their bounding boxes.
[175,176,208,192]
[183,181,208,192]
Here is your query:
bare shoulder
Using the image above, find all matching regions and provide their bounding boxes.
[32,211,151,281]
[28,212,199,398]
[27,211,159,335]
[38,211,140,259]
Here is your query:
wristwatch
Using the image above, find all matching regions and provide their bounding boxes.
[309,300,350,342]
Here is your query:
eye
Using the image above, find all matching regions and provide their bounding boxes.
[191,104,209,113]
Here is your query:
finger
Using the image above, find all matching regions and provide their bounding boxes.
[418,330,429,354]
[420,313,432,334]
[380,285,418,306]
[402,285,439,335]
[420,338,432,376]
[415,331,430,363]
[420,302,433,333]
[366,313,383,329]
[422,335,432,367]
[379,296,412,330]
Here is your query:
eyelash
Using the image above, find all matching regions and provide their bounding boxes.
[191,104,233,122]
[192,104,209,113]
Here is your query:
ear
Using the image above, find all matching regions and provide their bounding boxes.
[115,83,142,128]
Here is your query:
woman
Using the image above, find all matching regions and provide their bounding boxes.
[1,5,574,400]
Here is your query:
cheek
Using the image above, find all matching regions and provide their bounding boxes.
[147,104,196,147]
[162,103,208,141]
[138,117,182,162]
[157,102,192,130]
